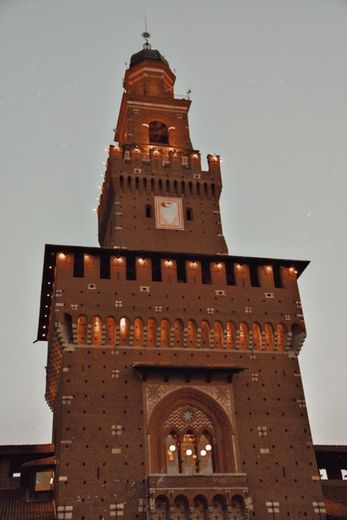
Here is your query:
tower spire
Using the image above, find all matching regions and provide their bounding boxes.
[142,18,151,49]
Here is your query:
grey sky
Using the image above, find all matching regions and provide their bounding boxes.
[0,0,346,445]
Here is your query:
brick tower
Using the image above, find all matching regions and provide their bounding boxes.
[37,40,327,519]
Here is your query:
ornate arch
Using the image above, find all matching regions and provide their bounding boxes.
[148,387,235,474]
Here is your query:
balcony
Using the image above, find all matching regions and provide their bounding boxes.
[147,473,248,494]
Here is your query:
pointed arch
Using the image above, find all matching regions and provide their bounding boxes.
[187,319,197,348]
[160,319,171,348]
[214,321,224,349]
[239,322,248,349]
[147,318,157,348]
[76,314,88,344]
[174,319,184,347]
[201,320,210,348]
[92,316,102,345]
[252,322,262,350]
[226,321,235,349]
[106,316,116,345]
[134,318,144,346]
[119,317,130,345]
[276,323,287,351]
[264,323,274,350]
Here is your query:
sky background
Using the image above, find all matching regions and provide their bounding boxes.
[0,0,346,445]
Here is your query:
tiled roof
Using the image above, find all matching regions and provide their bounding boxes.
[0,444,54,456]
[22,456,56,468]
[0,489,54,520]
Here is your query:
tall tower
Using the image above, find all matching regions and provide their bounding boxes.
[37,41,327,519]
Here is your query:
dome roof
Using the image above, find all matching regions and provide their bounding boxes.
[130,47,170,69]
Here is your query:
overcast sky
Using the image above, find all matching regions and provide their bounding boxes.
[0,0,346,445]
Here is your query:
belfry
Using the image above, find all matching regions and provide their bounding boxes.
[2,39,347,520]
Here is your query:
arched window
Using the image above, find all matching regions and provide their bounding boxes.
[150,178,155,192]
[198,431,214,474]
[277,323,287,351]
[211,183,216,197]
[166,179,170,193]
[173,496,189,520]
[174,319,184,347]
[181,180,185,194]
[166,432,180,474]
[264,323,274,350]
[201,320,210,348]
[211,495,227,520]
[186,207,193,221]
[231,495,247,520]
[252,323,262,350]
[187,320,197,348]
[145,204,153,218]
[189,181,193,195]
[160,319,170,348]
[239,322,248,349]
[77,315,88,344]
[134,318,144,346]
[106,316,116,345]
[226,321,235,349]
[158,178,163,193]
[135,176,140,190]
[204,182,208,198]
[214,321,224,349]
[173,180,178,194]
[149,121,169,144]
[143,177,147,192]
[196,182,201,197]
[127,176,132,190]
[193,496,208,520]
[153,496,170,520]
[119,317,130,345]
[147,318,157,347]
[119,175,124,189]
[92,316,102,345]
[181,430,198,475]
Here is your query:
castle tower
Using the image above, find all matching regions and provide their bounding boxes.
[37,41,327,519]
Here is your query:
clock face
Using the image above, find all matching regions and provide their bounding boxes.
[154,196,184,230]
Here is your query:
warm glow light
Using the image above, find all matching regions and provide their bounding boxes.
[236,263,243,270]
[153,149,159,155]
[114,257,123,264]
[120,318,127,332]
[200,449,207,457]
[186,449,193,456]
[58,253,66,260]
[169,444,176,452]
[189,261,198,269]
[137,258,145,265]
[205,444,212,451]
[192,153,198,158]
[265,265,272,272]
[216,262,223,270]
[165,260,173,267]
[289,267,297,274]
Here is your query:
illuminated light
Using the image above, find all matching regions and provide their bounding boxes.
[265,265,272,273]
[137,258,145,265]
[212,154,219,161]
[186,449,193,456]
[216,262,223,270]
[48,282,51,285]
[58,253,66,260]
[43,325,46,329]
[165,260,173,267]
[114,257,123,264]
[46,294,50,297]
[49,477,54,485]
[289,267,297,274]
[42,333,46,337]
[192,153,198,158]
[189,261,198,269]
[134,146,141,153]
[236,263,243,270]
[153,149,159,155]
[49,266,53,269]
[205,444,212,451]
[200,449,207,457]
[169,444,176,452]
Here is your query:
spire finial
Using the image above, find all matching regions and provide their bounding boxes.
[142,16,151,49]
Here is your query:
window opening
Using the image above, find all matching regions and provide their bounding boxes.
[149,121,169,144]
